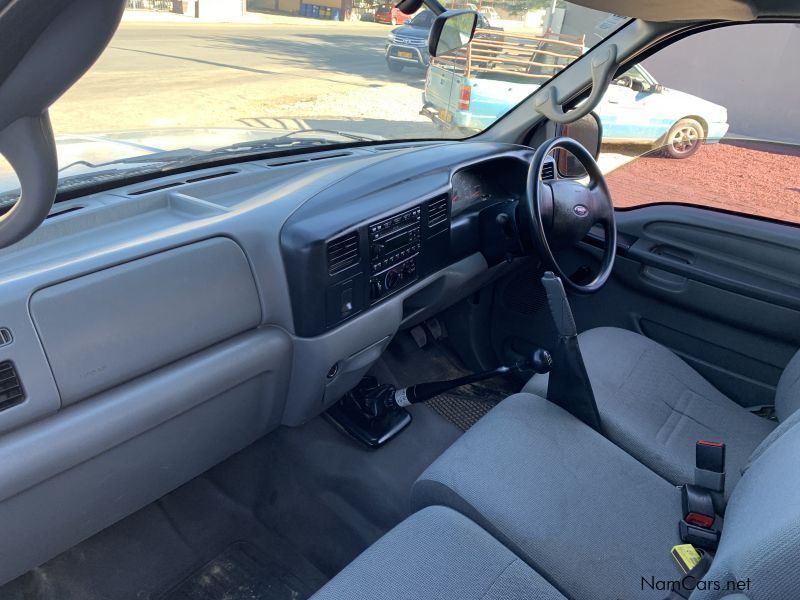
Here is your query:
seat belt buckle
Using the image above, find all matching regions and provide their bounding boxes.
[681,484,716,529]
[679,519,720,551]
[694,440,725,493]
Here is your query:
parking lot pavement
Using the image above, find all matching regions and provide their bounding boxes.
[49,17,442,139]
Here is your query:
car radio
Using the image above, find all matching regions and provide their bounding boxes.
[368,206,421,301]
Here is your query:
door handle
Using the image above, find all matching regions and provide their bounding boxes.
[651,245,694,265]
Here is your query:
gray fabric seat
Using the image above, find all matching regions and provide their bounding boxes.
[523,327,796,498]
[413,393,683,600]
[413,392,800,600]
[310,505,566,600]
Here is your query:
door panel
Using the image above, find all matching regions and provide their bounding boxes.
[619,208,800,311]
[490,205,800,409]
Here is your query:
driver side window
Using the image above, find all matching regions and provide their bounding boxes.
[597,22,800,225]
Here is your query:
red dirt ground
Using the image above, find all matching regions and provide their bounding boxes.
[606,142,800,225]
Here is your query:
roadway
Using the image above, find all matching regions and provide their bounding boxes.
[50,16,439,138]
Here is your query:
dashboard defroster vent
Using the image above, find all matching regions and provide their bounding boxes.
[541,161,555,181]
[427,195,449,229]
[0,361,24,412]
[327,231,360,274]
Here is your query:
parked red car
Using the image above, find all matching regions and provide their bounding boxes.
[374,4,411,25]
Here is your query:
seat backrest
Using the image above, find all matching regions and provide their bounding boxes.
[775,348,800,423]
[695,408,800,600]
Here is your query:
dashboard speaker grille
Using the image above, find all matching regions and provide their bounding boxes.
[327,231,360,274]
[0,361,24,412]
[427,195,449,229]
[541,161,555,181]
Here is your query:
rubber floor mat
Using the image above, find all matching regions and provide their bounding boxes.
[161,541,315,600]
[427,378,518,431]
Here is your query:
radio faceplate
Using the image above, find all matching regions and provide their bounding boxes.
[369,206,422,277]
[368,206,422,301]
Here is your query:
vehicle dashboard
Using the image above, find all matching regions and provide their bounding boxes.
[0,140,538,436]
[0,139,552,580]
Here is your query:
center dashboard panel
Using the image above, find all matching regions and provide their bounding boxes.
[286,195,452,337]
[279,144,535,338]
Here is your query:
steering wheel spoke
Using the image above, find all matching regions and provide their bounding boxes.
[524,137,617,294]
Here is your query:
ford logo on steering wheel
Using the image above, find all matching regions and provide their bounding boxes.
[573,204,589,217]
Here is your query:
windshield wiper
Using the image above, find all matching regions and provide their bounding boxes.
[156,129,378,173]
[55,130,373,179]
[0,130,380,209]
[205,129,376,154]
[57,147,206,174]
[0,166,164,214]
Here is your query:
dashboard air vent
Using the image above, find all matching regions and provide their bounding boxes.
[541,161,555,181]
[0,361,24,412]
[327,231,360,274]
[128,169,239,196]
[46,205,84,220]
[427,195,449,229]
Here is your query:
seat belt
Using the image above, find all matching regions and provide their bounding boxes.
[540,272,603,433]
[679,441,725,550]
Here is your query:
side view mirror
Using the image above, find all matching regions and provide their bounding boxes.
[428,10,478,58]
[554,112,603,178]
[651,83,666,94]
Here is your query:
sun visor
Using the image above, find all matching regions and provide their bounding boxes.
[568,0,758,22]
[0,0,125,249]
[0,0,126,131]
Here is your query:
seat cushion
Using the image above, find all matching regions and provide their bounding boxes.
[775,347,800,422]
[310,505,566,600]
[412,393,684,600]
[524,327,776,497]
[697,407,800,600]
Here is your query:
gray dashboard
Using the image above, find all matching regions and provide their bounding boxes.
[0,139,533,584]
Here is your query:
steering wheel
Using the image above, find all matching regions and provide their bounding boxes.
[522,136,617,294]
[615,75,633,88]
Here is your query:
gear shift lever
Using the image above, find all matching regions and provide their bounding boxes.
[393,349,552,407]
[326,349,552,448]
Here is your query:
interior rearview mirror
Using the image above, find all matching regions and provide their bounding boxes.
[394,0,425,15]
[554,112,603,178]
[428,10,478,58]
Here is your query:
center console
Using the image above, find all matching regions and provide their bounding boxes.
[280,194,451,337]
[368,206,422,302]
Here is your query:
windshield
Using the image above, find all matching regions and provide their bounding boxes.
[408,10,434,26]
[0,2,628,202]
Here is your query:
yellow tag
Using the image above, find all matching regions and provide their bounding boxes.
[671,544,702,574]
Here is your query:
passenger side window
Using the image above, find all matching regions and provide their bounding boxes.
[598,23,800,225]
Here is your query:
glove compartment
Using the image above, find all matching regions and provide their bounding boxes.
[30,237,262,405]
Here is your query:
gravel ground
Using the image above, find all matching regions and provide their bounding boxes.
[606,141,800,224]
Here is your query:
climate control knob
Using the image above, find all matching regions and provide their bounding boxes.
[384,269,400,291]
[369,279,383,300]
